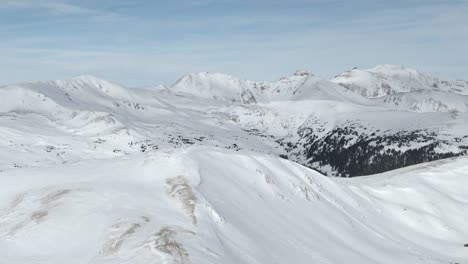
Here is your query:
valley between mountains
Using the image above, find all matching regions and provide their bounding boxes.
[1,64,467,177]
[1,65,467,264]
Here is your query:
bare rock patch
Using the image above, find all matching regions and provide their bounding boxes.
[166,176,198,225]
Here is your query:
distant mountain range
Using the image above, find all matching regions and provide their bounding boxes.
[2,65,468,264]
[1,65,466,176]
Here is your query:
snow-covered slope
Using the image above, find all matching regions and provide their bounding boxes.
[1,68,468,263]
[374,90,468,112]
[171,72,257,103]
[1,69,467,177]
[332,64,468,98]
[170,71,366,104]
[1,148,467,264]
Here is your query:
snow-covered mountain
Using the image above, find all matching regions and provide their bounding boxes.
[1,67,467,176]
[170,70,365,104]
[1,66,467,263]
[1,149,467,264]
[374,90,468,112]
[332,64,468,98]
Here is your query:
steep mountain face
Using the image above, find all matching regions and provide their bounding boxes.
[275,107,468,176]
[289,125,467,177]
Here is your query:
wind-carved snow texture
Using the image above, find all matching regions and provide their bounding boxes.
[1,147,468,263]
[166,176,198,225]
[1,66,468,263]
[149,227,194,264]
[100,222,142,256]
[0,188,73,237]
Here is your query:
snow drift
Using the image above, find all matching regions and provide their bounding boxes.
[0,148,467,264]
[1,65,468,263]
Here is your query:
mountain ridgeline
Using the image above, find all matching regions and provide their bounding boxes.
[1,65,468,177]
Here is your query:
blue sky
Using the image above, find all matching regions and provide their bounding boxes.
[1,0,467,86]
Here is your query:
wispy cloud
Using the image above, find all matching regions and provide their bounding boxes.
[0,0,467,85]
[0,0,90,14]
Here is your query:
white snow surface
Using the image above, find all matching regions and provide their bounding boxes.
[170,71,367,104]
[1,148,467,264]
[332,64,468,98]
[1,68,468,263]
[1,72,466,172]
[374,90,468,112]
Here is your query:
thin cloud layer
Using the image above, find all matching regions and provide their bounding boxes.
[0,0,467,86]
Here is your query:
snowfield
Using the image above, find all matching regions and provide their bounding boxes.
[0,65,467,263]
[331,64,468,98]
[1,148,467,264]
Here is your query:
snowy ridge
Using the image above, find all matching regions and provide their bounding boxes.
[170,71,366,104]
[332,64,468,98]
[1,67,468,263]
[0,68,467,176]
[1,148,467,263]
[374,90,468,112]
[170,72,256,103]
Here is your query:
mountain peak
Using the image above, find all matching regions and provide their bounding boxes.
[50,75,130,98]
[331,65,441,98]
[371,64,410,71]
[293,70,314,77]
[368,64,423,77]
[71,74,103,80]
[68,75,110,84]
[277,70,314,83]
[173,72,241,87]
[169,72,249,101]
